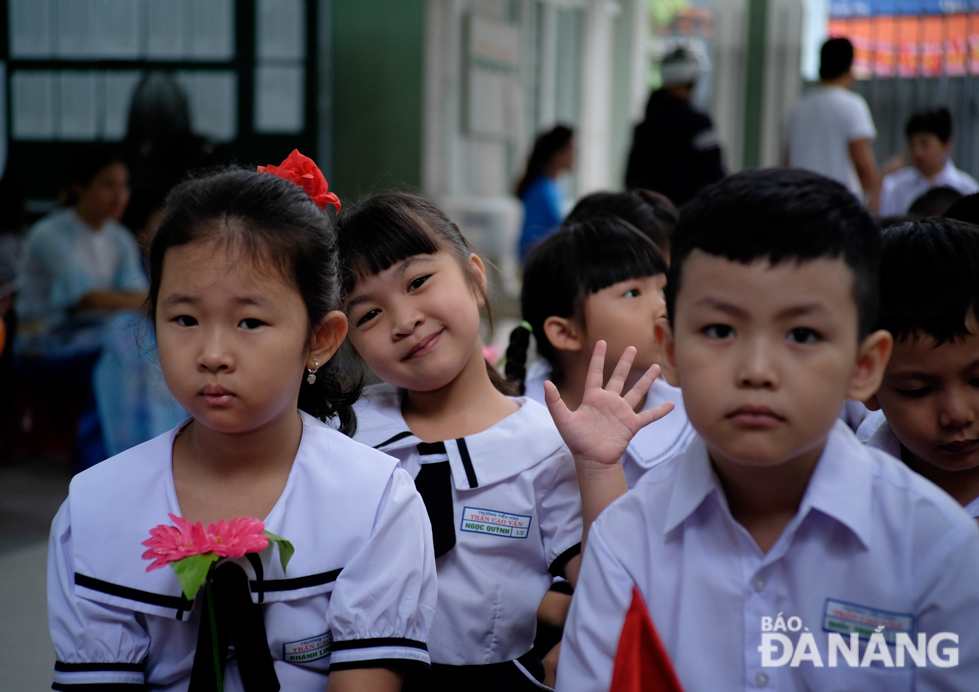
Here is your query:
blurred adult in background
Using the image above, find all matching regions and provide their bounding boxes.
[15,145,146,468]
[879,108,978,217]
[515,124,575,263]
[95,186,185,457]
[784,38,880,209]
[625,46,725,207]
[124,72,210,196]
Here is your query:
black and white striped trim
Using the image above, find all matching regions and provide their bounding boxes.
[52,660,145,689]
[328,637,430,671]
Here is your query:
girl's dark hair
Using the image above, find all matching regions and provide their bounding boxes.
[505,215,668,393]
[148,167,362,435]
[514,125,574,199]
[566,189,678,259]
[335,192,515,395]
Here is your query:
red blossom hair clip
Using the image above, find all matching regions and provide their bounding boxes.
[258,149,341,212]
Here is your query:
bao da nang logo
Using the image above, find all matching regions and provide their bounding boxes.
[758,602,959,669]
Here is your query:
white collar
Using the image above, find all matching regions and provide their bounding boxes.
[355,383,567,489]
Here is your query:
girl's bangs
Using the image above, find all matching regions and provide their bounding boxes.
[340,205,441,295]
[576,223,667,296]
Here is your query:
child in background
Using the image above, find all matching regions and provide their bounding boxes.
[556,169,979,691]
[48,158,437,691]
[508,216,693,487]
[564,188,678,264]
[336,193,668,691]
[859,218,979,519]
[879,107,978,217]
[515,125,575,263]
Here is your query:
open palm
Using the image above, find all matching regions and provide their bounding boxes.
[544,341,675,469]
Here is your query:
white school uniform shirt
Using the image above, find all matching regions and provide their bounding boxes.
[523,359,695,487]
[879,160,979,217]
[353,383,583,666]
[48,412,437,691]
[860,410,979,519]
[558,420,979,692]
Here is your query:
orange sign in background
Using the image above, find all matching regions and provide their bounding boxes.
[828,12,975,77]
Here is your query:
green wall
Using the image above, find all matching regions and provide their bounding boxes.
[333,0,426,199]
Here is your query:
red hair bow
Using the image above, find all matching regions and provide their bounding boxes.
[257,149,341,212]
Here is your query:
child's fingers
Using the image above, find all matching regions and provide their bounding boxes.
[636,401,675,429]
[623,362,661,409]
[543,380,573,429]
[583,340,608,393]
[605,346,637,396]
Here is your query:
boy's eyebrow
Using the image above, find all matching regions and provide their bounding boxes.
[692,297,829,319]
[888,356,979,381]
[160,293,196,307]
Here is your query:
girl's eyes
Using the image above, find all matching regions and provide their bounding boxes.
[239,318,265,330]
[786,327,820,344]
[703,324,734,339]
[897,387,931,399]
[408,275,431,292]
[173,315,198,327]
[624,288,640,298]
[357,309,381,326]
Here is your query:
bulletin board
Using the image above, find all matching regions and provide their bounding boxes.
[0,0,319,205]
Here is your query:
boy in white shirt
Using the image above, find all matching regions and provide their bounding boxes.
[861,218,979,518]
[879,108,978,218]
[555,169,979,691]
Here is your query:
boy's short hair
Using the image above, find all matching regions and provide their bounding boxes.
[905,107,952,143]
[666,168,881,336]
[820,38,854,81]
[877,218,979,345]
[907,185,963,219]
[944,192,979,225]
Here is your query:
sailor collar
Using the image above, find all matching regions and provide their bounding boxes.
[355,383,567,489]
[68,412,398,621]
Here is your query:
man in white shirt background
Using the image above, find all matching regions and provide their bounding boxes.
[784,38,881,211]
[878,107,979,218]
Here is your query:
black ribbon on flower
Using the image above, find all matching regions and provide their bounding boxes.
[188,561,280,692]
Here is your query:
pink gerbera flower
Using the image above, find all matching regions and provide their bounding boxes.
[206,517,268,558]
[141,513,218,571]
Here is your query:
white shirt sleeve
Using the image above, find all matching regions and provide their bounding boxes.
[326,467,438,672]
[909,504,979,690]
[47,501,151,688]
[537,450,584,575]
[878,173,901,217]
[555,520,634,692]
[847,95,876,142]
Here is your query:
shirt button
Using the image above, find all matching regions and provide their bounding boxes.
[752,576,766,592]
[755,671,769,687]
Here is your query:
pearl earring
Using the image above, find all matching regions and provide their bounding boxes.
[306,360,319,385]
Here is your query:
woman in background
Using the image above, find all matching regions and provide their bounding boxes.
[515,125,574,263]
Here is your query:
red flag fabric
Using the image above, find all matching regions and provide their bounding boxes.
[609,587,685,692]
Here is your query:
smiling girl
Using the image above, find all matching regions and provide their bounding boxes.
[335,193,668,690]
[47,157,436,692]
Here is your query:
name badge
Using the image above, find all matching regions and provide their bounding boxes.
[823,599,915,644]
[283,631,333,663]
[460,506,532,539]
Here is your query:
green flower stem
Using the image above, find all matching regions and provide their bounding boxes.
[206,579,223,692]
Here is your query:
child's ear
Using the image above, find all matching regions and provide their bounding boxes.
[308,311,349,368]
[468,253,488,308]
[543,316,583,353]
[654,317,680,387]
[847,329,893,402]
